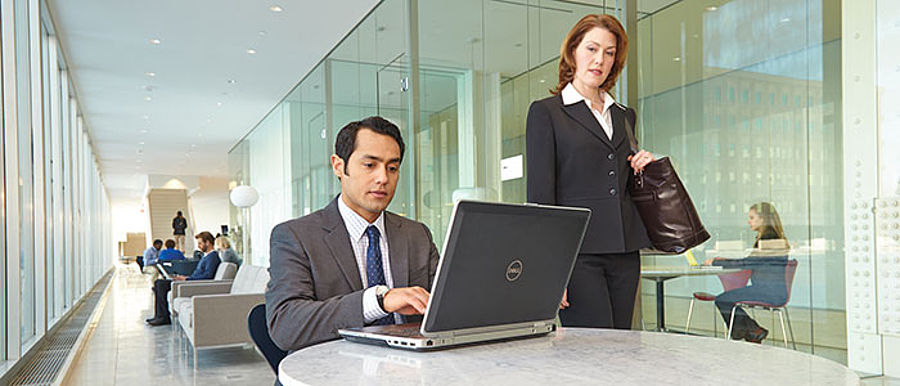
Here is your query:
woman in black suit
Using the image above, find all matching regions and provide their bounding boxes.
[526,14,654,329]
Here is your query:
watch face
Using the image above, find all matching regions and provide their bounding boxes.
[377,285,389,296]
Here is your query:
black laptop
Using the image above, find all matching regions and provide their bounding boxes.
[338,200,590,350]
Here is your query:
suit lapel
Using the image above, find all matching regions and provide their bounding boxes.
[384,213,409,288]
[610,105,628,150]
[560,98,615,151]
[322,198,364,291]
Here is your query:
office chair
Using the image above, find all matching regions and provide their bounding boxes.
[248,303,288,374]
[727,259,798,349]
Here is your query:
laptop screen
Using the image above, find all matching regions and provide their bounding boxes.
[423,201,590,333]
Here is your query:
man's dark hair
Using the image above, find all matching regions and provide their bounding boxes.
[176,211,183,216]
[164,239,176,249]
[334,116,405,175]
[153,239,163,247]
[194,231,214,245]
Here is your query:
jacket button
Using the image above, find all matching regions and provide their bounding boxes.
[609,188,617,196]
[608,170,615,176]
[607,153,615,160]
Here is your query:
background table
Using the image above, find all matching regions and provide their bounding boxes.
[279,328,858,385]
[641,266,741,332]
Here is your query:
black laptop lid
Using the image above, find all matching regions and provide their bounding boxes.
[422,201,590,333]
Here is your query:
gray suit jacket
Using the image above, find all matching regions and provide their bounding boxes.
[265,197,440,351]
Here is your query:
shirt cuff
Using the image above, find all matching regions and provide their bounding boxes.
[363,286,390,323]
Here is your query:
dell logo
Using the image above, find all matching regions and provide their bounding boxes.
[506,260,523,282]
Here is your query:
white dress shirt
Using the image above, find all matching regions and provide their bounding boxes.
[337,195,396,323]
[561,82,615,140]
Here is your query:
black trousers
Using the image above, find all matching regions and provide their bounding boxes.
[152,279,173,320]
[559,251,640,329]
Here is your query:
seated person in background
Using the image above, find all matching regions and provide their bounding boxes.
[141,239,163,280]
[146,231,221,326]
[704,202,790,343]
[215,235,240,265]
[157,239,185,262]
[266,116,439,352]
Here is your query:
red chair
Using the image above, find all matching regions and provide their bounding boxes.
[726,259,798,349]
[684,267,751,335]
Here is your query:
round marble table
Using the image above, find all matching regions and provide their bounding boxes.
[279,328,858,385]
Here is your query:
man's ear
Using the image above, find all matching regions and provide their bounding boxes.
[330,154,344,180]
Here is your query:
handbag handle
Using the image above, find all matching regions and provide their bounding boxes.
[621,105,643,187]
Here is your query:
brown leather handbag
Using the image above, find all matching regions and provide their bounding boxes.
[623,111,710,254]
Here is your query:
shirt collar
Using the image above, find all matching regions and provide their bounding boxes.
[337,194,386,241]
[561,82,615,115]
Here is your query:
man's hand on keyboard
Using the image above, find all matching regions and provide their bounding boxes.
[383,286,430,315]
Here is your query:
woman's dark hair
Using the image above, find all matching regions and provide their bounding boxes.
[750,202,789,248]
[164,239,176,249]
[334,116,405,175]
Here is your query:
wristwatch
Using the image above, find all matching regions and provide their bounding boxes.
[375,285,390,313]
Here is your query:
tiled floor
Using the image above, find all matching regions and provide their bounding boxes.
[62,263,274,385]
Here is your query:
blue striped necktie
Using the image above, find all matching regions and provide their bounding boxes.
[366,225,393,325]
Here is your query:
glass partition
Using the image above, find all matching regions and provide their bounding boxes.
[635,0,844,361]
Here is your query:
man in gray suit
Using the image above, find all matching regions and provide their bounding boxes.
[266,116,440,352]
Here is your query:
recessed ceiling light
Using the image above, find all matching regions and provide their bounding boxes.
[139,142,145,145]
[227,79,236,84]
[258,30,267,37]
[705,6,718,11]
[144,96,152,101]
[216,102,223,107]
[246,48,257,54]
[269,5,283,12]
[673,57,681,62]
[780,17,791,23]
[145,72,156,77]
[149,38,161,45]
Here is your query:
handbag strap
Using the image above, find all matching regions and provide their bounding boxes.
[620,105,639,154]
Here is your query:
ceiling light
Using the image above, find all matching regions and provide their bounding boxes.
[246,48,257,54]
[142,115,150,120]
[139,142,145,145]
[216,102,223,107]
[227,79,236,84]
[149,38,161,45]
[258,30,267,37]
[269,5,283,12]
[144,96,152,101]
[145,72,156,77]
[705,6,717,11]
[780,17,791,23]
[673,57,681,62]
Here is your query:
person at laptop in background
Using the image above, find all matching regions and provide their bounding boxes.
[266,116,440,352]
[704,202,790,343]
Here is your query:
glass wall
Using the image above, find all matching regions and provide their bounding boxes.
[1,0,112,368]
[230,0,847,364]
[635,0,844,361]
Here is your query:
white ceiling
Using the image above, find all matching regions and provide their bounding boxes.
[47,0,380,204]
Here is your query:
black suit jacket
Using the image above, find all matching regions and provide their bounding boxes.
[526,94,651,254]
[265,197,440,352]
